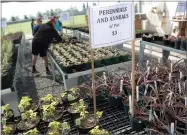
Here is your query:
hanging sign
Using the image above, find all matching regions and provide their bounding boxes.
[1,20,7,28]
[60,12,70,21]
[89,3,134,48]
[177,1,187,12]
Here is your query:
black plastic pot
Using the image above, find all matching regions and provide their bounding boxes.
[119,55,129,62]
[78,125,96,134]
[101,58,112,66]
[158,36,163,41]
[108,96,122,107]
[163,39,170,46]
[62,66,73,74]
[110,56,120,64]
[69,112,80,125]
[89,94,103,105]
[153,36,159,41]
[122,101,129,114]
[130,116,146,132]
[169,41,175,48]
[94,60,102,68]
[136,33,142,38]
[174,40,181,50]
[1,71,10,90]
[85,62,91,70]
[142,36,147,41]
[180,40,187,51]
[147,37,153,42]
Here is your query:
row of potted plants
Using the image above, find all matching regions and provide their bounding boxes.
[49,42,129,73]
[142,33,187,51]
[3,31,23,45]
[1,87,109,135]
[79,58,187,134]
[1,37,18,90]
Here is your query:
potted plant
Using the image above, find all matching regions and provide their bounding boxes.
[61,87,80,107]
[17,110,40,131]
[1,104,14,122]
[41,101,64,122]
[18,96,39,113]
[89,126,110,135]
[40,94,60,107]
[67,99,88,123]
[23,128,40,135]
[1,122,16,135]
[46,121,70,135]
[75,110,103,134]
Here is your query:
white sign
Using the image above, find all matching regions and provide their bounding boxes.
[60,12,70,21]
[89,3,134,48]
[1,20,7,28]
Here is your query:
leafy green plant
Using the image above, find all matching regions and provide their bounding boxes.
[42,103,56,120]
[68,99,87,114]
[18,96,32,112]
[48,121,70,134]
[23,128,40,135]
[40,94,59,105]
[2,125,13,135]
[89,126,110,135]
[21,110,37,121]
[2,104,13,119]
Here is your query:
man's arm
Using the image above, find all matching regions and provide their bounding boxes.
[52,28,62,42]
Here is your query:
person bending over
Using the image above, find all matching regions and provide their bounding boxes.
[32,17,63,74]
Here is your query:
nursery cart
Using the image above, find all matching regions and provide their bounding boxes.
[48,52,131,90]
[139,41,187,61]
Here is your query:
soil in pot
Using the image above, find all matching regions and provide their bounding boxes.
[108,95,122,107]
[42,109,64,123]
[180,40,187,51]
[17,116,40,131]
[1,123,16,135]
[1,109,15,122]
[78,115,97,134]
[67,106,80,124]
[174,40,181,50]
[130,116,146,132]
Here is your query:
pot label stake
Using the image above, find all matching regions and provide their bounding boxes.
[136,86,139,101]
[171,123,174,135]
[120,79,123,93]
[185,97,187,106]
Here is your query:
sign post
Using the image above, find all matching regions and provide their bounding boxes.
[60,12,70,22]
[88,3,135,115]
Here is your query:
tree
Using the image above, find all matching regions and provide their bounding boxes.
[50,9,55,16]
[24,15,28,20]
[82,3,86,13]
[15,16,20,21]
[55,8,62,16]
[2,17,7,21]
[93,2,96,6]
[86,2,89,8]
[37,11,43,18]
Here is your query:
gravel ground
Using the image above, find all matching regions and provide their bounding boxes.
[14,38,156,100]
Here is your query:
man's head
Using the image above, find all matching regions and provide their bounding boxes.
[36,17,42,25]
[50,17,56,27]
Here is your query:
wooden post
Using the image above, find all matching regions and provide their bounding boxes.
[88,7,97,116]
[131,1,136,116]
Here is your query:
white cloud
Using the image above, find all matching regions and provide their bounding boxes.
[2,2,118,20]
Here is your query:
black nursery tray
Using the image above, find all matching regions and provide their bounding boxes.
[36,99,146,135]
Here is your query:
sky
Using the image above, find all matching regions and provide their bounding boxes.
[2,2,118,20]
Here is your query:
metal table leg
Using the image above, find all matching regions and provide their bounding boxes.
[139,41,145,61]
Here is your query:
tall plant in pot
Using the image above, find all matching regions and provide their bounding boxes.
[75,109,103,134]
[18,96,39,113]
[17,110,40,131]
[41,101,64,122]
[46,121,71,135]
[1,104,14,122]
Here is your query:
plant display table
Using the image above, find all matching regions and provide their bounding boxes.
[139,41,187,61]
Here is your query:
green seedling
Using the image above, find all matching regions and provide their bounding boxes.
[23,128,40,135]
[21,110,37,121]
[2,104,13,119]
[89,126,110,135]
[2,125,13,135]
[18,96,32,112]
